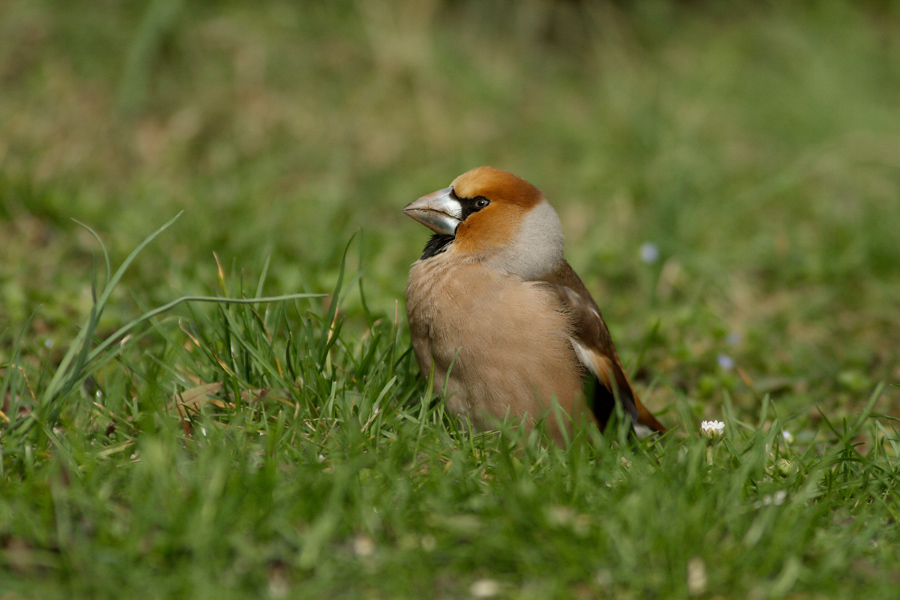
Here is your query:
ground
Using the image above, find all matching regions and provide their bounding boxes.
[1,1,899,598]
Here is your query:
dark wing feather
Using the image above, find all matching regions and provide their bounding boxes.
[543,261,665,435]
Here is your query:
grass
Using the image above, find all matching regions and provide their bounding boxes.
[2,0,900,597]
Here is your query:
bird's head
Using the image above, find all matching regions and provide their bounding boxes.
[404,166,565,279]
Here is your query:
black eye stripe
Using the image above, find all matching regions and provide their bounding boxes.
[457,195,491,220]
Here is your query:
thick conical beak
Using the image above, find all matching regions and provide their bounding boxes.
[403,187,462,236]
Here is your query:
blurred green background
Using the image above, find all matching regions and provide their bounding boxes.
[2,0,899,425]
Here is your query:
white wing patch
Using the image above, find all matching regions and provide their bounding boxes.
[570,338,600,379]
[570,336,642,429]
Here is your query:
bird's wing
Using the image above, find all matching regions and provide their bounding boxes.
[543,262,665,435]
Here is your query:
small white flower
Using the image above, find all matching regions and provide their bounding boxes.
[639,242,660,264]
[717,353,735,370]
[470,579,501,598]
[687,556,707,596]
[700,420,725,439]
[352,535,375,557]
[781,430,794,444]
[758,489,788,507]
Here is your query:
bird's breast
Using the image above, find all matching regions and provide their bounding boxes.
[405,255,587,434]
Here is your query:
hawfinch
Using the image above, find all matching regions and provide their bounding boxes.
[404,166,666,443]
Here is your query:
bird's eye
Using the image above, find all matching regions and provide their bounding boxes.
[474,197,490,209]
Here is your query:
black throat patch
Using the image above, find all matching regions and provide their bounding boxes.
[420,234,454,260]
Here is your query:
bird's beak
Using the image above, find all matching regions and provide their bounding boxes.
[403,187,462,236]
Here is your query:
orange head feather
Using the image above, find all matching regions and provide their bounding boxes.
[451,167,546,255]
[451,166,545,209]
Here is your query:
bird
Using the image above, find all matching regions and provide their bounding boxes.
[404,166,666,444]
